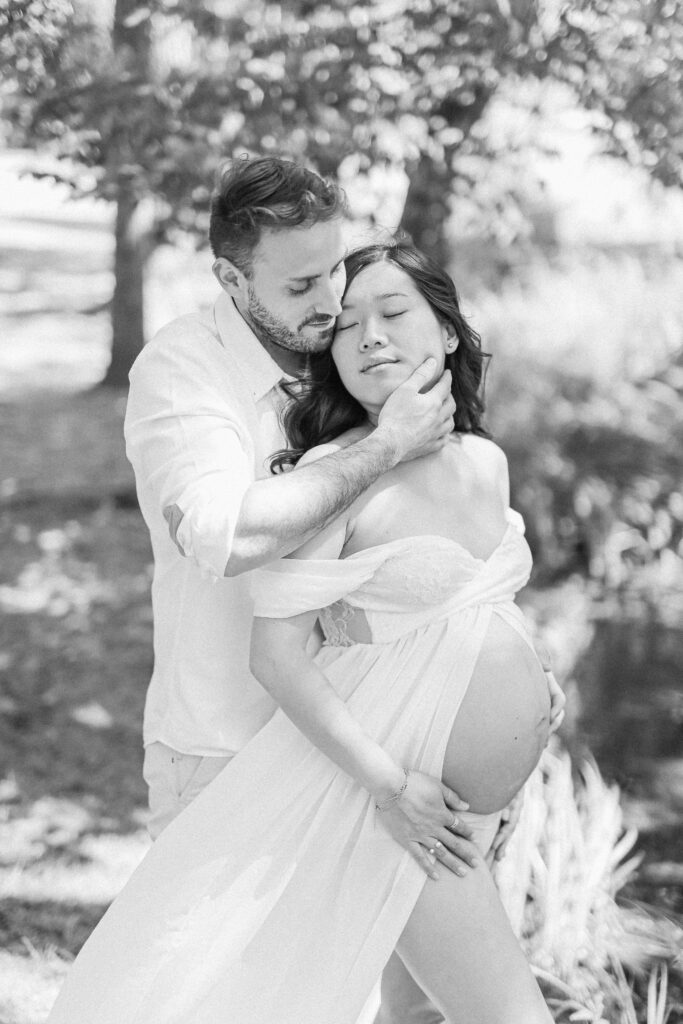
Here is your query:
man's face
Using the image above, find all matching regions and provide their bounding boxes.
[242,219,346,354]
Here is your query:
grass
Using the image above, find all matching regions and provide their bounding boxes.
[0,391,153,1024]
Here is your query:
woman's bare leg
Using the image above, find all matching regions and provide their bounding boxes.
[374,952,444,1024]
[395,849,552,1024]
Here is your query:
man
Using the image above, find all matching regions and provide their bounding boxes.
[125,154,456,834]
[125,155,558,1024]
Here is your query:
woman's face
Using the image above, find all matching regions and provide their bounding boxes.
[332,261,453,419]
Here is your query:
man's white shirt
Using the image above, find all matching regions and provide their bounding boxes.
[125,293,291,755]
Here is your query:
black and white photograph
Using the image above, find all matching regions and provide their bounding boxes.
[1,1,682,1021]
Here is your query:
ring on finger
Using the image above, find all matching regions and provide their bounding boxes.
[449,814,459,830]
[428,846,436,856]
[433,840,444,857]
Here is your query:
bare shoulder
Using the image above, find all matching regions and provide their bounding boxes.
[459,433,510,504]
[460,433,508,471]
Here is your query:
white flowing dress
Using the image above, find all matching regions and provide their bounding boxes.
[47,511,536,1024]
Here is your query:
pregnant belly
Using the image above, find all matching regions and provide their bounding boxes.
[441,613,550,813]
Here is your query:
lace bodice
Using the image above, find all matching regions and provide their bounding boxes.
[317,538,493,646]
[251,511,533,646]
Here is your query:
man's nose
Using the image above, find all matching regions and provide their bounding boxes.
[315,278,343,317]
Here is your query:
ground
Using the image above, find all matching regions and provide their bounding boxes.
[0,391,153,1023]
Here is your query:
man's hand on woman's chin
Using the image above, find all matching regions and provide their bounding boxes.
[375,360,456,464]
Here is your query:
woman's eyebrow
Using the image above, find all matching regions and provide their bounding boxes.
[342,291,409,309]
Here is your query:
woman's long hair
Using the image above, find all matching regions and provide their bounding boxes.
[271,240,490,472]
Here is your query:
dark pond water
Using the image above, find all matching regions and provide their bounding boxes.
[572,617,683,795]
[569,615,683,915]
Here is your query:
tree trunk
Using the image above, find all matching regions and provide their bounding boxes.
[100,0,153,387]
[400,84,496,266]
[102,179,147,386]
[399,154,454,267]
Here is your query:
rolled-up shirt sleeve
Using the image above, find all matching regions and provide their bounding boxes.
[124,322,253,578]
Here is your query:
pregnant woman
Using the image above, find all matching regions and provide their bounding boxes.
[47,242,559,1024]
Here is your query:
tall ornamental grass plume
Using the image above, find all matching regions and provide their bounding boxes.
[495,749,682,1023]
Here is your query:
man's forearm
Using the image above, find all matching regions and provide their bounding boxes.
[225,428,399,575]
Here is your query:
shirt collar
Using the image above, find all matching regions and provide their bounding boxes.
[214,292,290,402]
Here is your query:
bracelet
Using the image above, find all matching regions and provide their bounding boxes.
[375,769,410,812]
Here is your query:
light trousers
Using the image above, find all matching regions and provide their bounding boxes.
[142,741,233,840]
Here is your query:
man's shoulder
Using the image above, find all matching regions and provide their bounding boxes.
[132,311,218,371]
[126,309,254,421]
[155,310,215,342]
[128,311,250,400]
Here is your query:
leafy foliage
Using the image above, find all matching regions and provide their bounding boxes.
[2,2,682,561]
[3,0,683,244]
[498,752,682,1024]
[497,360,683,585]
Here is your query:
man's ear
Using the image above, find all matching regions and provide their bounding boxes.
[213,257,249,300]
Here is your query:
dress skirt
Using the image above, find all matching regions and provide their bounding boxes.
[47,606,494,1024]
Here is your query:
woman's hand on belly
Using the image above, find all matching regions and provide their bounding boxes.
[544,667,566,737]
[533,638,566,738]
[377,770,479,880]
[486,788,525,867]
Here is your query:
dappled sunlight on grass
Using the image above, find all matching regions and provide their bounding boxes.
[0,793,149,1021]
[0,390,132,499]
[1,794,148,876]
[0,790,149,1019]
[0,386,155,1017]
[0,435,153,830]
[0,948,68,1024]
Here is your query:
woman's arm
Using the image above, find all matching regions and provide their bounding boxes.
[251,611,405,803]
[250,496,405,803]
[250,610,474,878]
[249,470,475,878]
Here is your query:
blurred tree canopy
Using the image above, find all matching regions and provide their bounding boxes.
[2,0,682,383]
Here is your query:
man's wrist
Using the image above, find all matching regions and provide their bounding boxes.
[365,423,403,469]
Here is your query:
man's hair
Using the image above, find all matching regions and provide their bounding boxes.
[209,156,347,274]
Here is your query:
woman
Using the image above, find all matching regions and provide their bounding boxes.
[47,242,561,1024]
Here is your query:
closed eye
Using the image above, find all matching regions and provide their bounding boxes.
[385,311,406,318]
[288,281,314,296]
[336,322,357,331]
[289,258,345,297]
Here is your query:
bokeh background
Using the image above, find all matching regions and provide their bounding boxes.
[1,1,682,1021]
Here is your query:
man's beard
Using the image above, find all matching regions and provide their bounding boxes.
[246,285,334,354]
